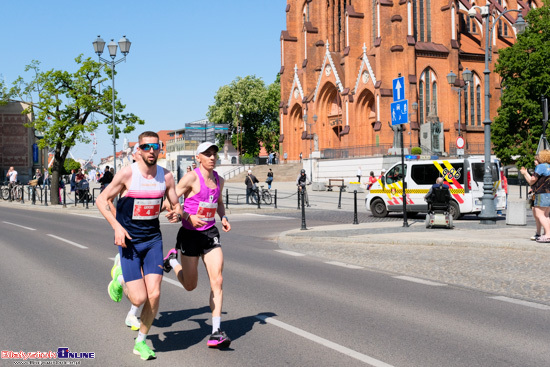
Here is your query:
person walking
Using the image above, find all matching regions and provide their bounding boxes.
[266,168,274,189]
[367,171,377,190]
[97,131,182,361]
[357,166,362,183]
[43,168,50,188]
[520,150,550,243]
[296,169,309,207]
[162,141,232,349]
[98,166,113,192]
[6,166,18,190]
[299,152,303,163]
[245,170,259,204]
[70,169,76,192]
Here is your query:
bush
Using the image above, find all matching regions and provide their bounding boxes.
[411,147,422,155]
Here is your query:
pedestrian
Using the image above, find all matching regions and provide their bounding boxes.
[33,169,42,185]
[162,141,232,349]
[98,165,113,192]
[378,169,386,181]
[299,152,303,163]
[357,166,362,183]
[296,168,309,206]
[266,168,274,189]
[367,171,377,190]
[268,152,274,165]
[284,152,288,164]
[6,166,18,191]
[97,131,182,361]
[43,168,50,188]
[520,150,550,243]
[245,169,259,204]
[192,162,197,170]
[70,169,76,192]
[186,165,192,173]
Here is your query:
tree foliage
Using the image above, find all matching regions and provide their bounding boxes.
[3,56,144,204]
[207,75,280,156]
[494,3,550,168]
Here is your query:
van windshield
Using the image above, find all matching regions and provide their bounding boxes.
[471,162,499,182]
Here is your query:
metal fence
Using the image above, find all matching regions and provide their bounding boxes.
[321,144,392,159]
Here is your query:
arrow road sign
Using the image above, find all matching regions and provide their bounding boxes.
[391,99,409,126]
[393,76,405,102]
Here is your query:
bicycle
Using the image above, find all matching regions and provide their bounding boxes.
[7,182,23,201]
[258,185,272,205]
[298,184,310,207]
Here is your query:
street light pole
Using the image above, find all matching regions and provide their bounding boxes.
[447,68,472,157]
[468,6,526,224]
[93,35,131,174]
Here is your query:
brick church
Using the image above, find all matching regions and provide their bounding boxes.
[279,0,538,161]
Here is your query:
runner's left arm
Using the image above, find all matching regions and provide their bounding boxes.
[164,169,184,223]
[217,177,231,232]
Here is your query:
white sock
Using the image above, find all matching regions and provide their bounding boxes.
[128,305,139,317]
[170,258,180,269]
[212,316,221,333]
[136,331,147,343]
[117,274,124,286]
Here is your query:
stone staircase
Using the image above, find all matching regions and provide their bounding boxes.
[226,163,302,183]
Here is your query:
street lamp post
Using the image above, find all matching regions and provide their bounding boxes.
[234,102,242,164]
[447,68,473,157]
[468,6,526,224]
[304,114,317,183]
[92,35,131,174]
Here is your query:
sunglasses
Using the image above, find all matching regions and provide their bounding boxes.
[139,143,160,151]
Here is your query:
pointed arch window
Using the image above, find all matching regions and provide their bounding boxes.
[418,68,438,124]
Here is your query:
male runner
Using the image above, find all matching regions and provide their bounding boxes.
[97,131,182,361]
[162,141,232,348]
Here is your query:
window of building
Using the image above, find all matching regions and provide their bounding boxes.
[476,85,481,125]
[419,68,438,124]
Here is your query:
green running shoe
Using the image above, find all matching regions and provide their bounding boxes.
[111,253,120,279]
[133,340,156,360]
[108,265,123,302]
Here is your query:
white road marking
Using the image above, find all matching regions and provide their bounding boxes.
[274,250,306,257]
[75,213,103,219]
[393,276,447,287]
[489,296,550,310]
[47,234,88,249]
[2,221,36,231]
[325,261,363,269]
[239,213,289,220]
[255,315,394,367]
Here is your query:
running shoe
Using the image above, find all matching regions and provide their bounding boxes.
[125,314,140,331]
[111,253,120,279]
[207,329,231,348]
[108,265,123,302]
[133,340,156,360]
[162,248,178,273]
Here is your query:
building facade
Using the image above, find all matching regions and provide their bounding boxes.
[280,0,538,161]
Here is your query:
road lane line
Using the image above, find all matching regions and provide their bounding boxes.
[274,250,306,257]
[163,277,184,289]
[393,276,446,287]
[325,261,363,269]
[489,296,550,310]
[3,221,36,231]
[255,315,394,367]
[47,234,88,249]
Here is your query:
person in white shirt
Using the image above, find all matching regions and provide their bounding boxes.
[6,166,18,189]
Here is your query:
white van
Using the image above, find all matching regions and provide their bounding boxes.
[365,156,506,219]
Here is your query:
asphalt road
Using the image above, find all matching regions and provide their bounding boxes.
[1,207,549,367]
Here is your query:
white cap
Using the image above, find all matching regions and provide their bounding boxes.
[381,169,386,172]
[248,170,252,174]
[196,141,218,156]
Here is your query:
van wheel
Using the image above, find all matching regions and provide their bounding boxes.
[449,201,460,220]
[370,198,388,217]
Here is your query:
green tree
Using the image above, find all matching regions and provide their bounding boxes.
[494,3,550,168]
[63,158,81,175]
[207,75,280,156]
[4,56,144,204]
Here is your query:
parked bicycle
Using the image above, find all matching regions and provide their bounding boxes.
[250,185,272,205]
[4,182,23,201]
[0,181,9,200]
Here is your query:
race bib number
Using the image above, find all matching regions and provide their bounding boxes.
[197,201,217,222]
[132,198,162,220]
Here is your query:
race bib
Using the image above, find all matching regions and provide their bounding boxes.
[197,201,217,222]
[132,198,162,220]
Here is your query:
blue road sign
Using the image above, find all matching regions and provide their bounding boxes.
[391,99,409,125]
[393,76,405,101]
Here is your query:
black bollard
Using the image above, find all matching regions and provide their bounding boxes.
[297,187,301,209]
[257,189,261,209]
[300,190,307,230]
[32,186,36,205]
[8,185,12,202]
[85,190,89,209]
[337,185,343,209]
[274,189,277,209]
[63,186,67,208]
[353,190,359,225]
[21,186,24,204]
[225,188,229,209]
[44,186,48,206]
[519,179,522,199]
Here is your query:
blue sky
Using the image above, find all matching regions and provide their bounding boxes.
[1,1,285,164]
